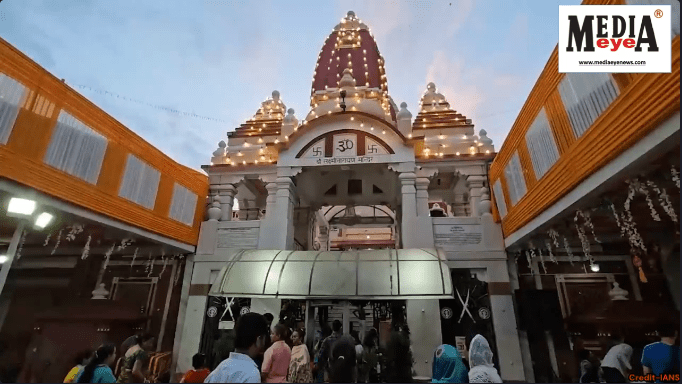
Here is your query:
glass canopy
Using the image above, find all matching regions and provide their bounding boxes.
[209,249,454,300]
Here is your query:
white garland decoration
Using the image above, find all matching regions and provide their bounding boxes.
[646,180,678,224]
[81,235,91,260]
[51,229,62,255]
[102,244,115,271]
[117,238,133,252]
[43,232,52,247]
[623,185,648,253]
[575,223,593,263]
[66,224,84,242]
[629,179,660,221]
[672,166,680,189]
[545,239,558,263]
[525,250,534,275]
[563,236,575,265]
[160,256,168,276]
[536,244,547,273]
[145,253,152,276]
[548,229,560,248]
[16,230,27,260]
[575,210,601,243]
[130,248,139,268]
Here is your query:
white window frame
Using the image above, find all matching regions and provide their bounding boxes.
[44,111,108,184]
[119,154,161,209]
[0,73,28,145]
[525,108,561,180]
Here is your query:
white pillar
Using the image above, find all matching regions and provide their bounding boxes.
[508,258,535,383]
[259,177,296,250]
[415,177,431,218]
[466,175,486,217]
[216,184,237,221]
[0,222,24,300]
[399,172,418,248]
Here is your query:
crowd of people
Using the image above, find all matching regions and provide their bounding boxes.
[61,333,157,384]
[577,324,679,383]
[196,312,504,383]
[61,312,679,383]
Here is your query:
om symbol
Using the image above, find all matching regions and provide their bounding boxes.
[337,139,354,152]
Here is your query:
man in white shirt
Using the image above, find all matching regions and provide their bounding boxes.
[205,312,269,383]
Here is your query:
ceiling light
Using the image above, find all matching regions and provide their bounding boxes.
[7,198,36,215]
[590,264,600,272]
[35,212,53,229]
[0,255,7,264]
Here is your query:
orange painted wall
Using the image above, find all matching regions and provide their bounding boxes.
[0,38,208,246]
[489,32,680,238]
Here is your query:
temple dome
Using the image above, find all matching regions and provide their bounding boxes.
[311,11,394,120]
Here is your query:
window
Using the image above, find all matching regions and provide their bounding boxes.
[119,154,160,209]
[44,111,108,184]
[492,180,507,218]
[626,0,679,36]
[169,183,198,225]
[525,108,560,180]
[504,152,527,206]
[0,73,28,144]
[559,73,619,139]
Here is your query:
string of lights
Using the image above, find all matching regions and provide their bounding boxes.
[69,83,229,124]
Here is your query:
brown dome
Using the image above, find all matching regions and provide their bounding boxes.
[311,11,390,103]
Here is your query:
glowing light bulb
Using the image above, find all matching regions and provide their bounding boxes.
[456,152,460,156]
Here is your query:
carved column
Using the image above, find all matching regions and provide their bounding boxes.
[215,184,237,221]
[259,177,296,249]
[466,175,486,217]
[415,177,431,218]
[399,172,417,248]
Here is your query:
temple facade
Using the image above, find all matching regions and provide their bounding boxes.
[174,11,526,381]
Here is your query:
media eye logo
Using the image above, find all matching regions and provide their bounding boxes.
[558,5,672,73]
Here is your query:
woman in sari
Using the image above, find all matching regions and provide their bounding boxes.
[117,334,155,383]
[287,328,313,383]
[468,335,502,383]
[432,344,468,383]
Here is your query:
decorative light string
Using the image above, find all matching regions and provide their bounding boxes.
[69,83,229,124]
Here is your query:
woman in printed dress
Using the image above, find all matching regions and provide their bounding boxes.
[287,328,313,383]
[117,334,155,383]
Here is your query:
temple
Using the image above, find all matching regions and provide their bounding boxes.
[178,10,524,381]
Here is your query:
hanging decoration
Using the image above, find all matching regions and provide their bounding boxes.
[81,235,92,260]
[545,239,558,264]
[672,166,680,189]
[622,187,648,254]
[575,223,593,263]
[630,179,661,221]
[145,253,152,276]
[632,254,648,283]
[525,250,534,275]
[130,248,139,269]
[51,229,63,255]
[65,224,84,241]
[159,248,168,276]
[117,238,133,252]
[646,180,678,225]
[43,232,52,247]
[102,244,115,272]
[563,236,575,265]
[533,241,547,273]
[16,230,27,260]
[575,210,601,243]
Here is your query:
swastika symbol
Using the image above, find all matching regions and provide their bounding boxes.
[367,144,378,154]
[312,146,322,157]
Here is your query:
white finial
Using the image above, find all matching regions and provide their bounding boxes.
[397,102,412,120]
[272,90,280,100]
[427,82,436,92]
[347,11,355,18]
[400,102,407,109]
[479,129,493,145]
[208,194,222,221]
[212,140,227,157]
